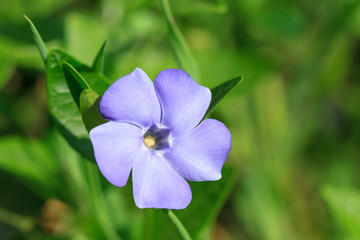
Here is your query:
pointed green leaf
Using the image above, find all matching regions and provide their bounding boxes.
[62,62,89,108]
[51,49,111,95]
[80,89,107,132]
[161,0,201,82]
[204,76,242,118]
[47,50,94,161]
[24,15,48,64]
[63,61,92,90]
[92,40,107,74]
[46,49,111,161]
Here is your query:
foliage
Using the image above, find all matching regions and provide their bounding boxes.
[0,0,360,239]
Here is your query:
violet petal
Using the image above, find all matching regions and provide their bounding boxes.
[132,150,192,209]
[90,121,142,187]
[164,119,231,181]
[154,69,211,136]
[100,68,161,128]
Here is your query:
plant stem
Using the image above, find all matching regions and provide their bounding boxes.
[163,209,192,240]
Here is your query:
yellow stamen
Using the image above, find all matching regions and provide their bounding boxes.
[144,135,156,149]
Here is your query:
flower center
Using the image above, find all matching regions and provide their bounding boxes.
[143,135,156,149]
[143,125,170,150]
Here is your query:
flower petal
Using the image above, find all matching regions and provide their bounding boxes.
[132,150,192,209]
[90,122,143,187]
[154,69,211,136]
[100,68,161,128]
[164,119,231,181]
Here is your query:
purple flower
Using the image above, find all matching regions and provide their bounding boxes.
[90,68,231,209]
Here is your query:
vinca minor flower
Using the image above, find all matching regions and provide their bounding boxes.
[90,68,231,209]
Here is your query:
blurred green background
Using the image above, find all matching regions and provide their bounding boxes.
[1,0,360,239]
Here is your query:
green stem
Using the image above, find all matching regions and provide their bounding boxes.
[163,209,192,240]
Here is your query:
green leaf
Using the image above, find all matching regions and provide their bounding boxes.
[92,40,107,74]
[62,62,88,108]
[161,0,201,82]
[46,49,111,160]
[80,89,107,132]
[51,49,111,95]
[322,185,360,239]
[24,15,48,64]
[63,61,92,90]
[204,76,242,118]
